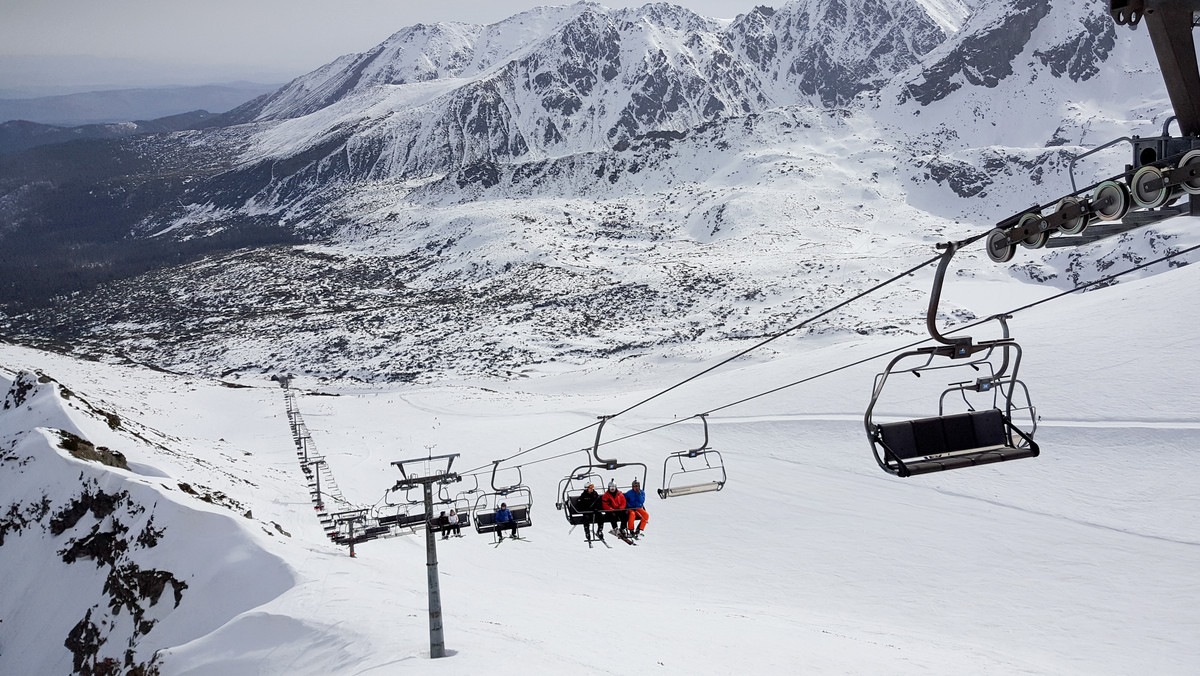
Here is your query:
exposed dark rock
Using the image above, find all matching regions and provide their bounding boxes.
[920,156,993,197]
[902,0,1052,106]
[51,488,128,536]
[104,562,188,619]
[56,430,130,470]
[3,371,37,409]
[65,608,105,675]
[1033,11,1117,82]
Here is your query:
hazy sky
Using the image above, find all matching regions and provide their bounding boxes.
[0,0,770,92]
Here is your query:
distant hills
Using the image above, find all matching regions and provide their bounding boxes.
[0,82,278,126]
[0,110,227,156]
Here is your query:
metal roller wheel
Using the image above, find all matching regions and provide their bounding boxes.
[985,228,1016,263]
[1176,150,1200,195]
[1054,196,1089,235]
[1131,165,1170,209]
[1091,180,1130,221]
[1018,212,1049,249]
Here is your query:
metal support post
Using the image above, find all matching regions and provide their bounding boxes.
[424,481,445,658]
[391,453,459,660]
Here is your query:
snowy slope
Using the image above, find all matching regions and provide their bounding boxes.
[3,250,1199,674]
[0,369,299,674]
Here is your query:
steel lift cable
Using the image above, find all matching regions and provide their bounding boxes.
[509,238,1200,462]
[456,250,948,477]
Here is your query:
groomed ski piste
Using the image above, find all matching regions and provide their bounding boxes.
[2,249,1198,675]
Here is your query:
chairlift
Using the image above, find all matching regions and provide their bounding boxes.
[472,461,533,538]
[449,474,479,529]
[556,416,648,546]
[376,480,429,532]
[435,475,459,507]
[658,414,727,499]
[329,508,391,557]
[864,242,1040,477]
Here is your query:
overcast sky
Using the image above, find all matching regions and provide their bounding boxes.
[0,0,770,92]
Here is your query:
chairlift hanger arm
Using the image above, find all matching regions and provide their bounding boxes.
[592,415,619,468]
[927,242,974,356]
[490,459,524,493]
[688,414,710,457]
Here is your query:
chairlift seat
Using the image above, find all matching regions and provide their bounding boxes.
[377,512,428,529]
[658,481,723,499]
[658,416,726,500]
[875,409,1038,476]
[475,507,532,533]
[431,512,470,531]
[563,495,628,526]
[431,513,470,533]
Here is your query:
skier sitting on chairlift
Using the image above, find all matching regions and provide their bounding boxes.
[436,511,450,540]
[601,481,627,538]
[495,503,519,540]
[577,483,603,541]
[447,509,462,538]
[625,479,648,539]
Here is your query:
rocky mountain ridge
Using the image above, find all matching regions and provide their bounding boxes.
[0,0,1191,383]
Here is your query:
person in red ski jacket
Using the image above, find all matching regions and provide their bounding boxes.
[600,480,627,538]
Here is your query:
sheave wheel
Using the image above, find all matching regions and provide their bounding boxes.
[1131,165,1170,209]
[1091,180,1130,221]
[1177,150,1200,195]
[1018,212,1049,249]
[985,228,1016,263]
[1054,196,1089,235]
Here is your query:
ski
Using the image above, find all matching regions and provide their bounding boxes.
[610,528,637,545]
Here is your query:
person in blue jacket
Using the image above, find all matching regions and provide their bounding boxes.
[624,479,649,539]
[494,502,519,540]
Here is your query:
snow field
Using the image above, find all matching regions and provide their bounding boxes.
[4,202,1200,674]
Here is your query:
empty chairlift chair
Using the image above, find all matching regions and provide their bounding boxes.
[864,242,1040,477]
[376,483,430,533]
[449,474,479,530]
[658,414,726,499]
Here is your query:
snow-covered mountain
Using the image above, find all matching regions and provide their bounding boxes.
[220,0,955,197]
[4,2,1200,673]
[0,0,1187,387]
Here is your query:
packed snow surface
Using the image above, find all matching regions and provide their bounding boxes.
[3,254,1199,674]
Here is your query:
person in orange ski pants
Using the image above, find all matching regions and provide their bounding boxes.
[624,479,648,539]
